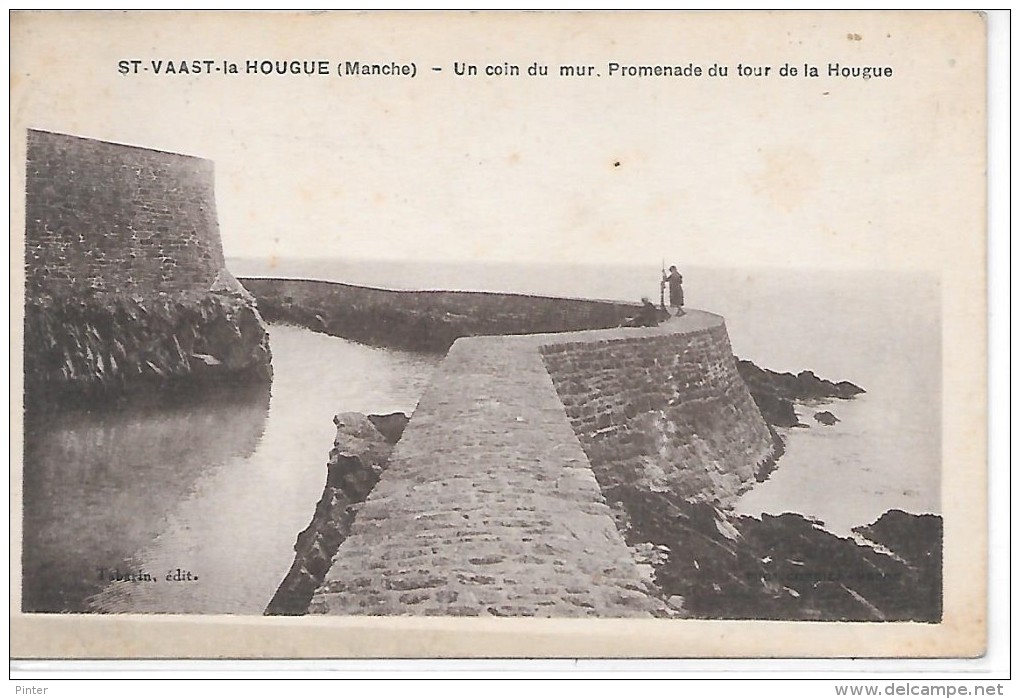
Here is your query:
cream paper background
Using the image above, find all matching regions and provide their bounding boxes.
[9,10,987,658]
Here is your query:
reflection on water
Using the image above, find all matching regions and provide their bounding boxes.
[22,324,440,614]
[22,383,271,613]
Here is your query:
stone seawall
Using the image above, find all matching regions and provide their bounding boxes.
[308,311,772,616]
[26,130,225,299]
[540,316,777,504]
[23,130,271,401]
[239,277,640,352]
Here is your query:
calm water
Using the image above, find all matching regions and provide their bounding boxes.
[22,324,440,614]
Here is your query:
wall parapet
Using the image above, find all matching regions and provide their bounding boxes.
[239,276,641,352]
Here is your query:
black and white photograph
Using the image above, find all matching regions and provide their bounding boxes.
[10,10,988,660]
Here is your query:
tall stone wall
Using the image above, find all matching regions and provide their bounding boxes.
[22,130,271,401]
[25,129,225,300]
[540,319,777,504]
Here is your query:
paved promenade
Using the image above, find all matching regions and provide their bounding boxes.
[310,310,723,617]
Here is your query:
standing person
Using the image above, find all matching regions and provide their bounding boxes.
[662,265,685,316]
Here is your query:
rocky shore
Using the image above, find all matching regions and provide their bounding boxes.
[604,364,941,622]
[736,359,865,428]
[265,411,408,615]
[594,360,940,622]
[612,490,941,621]
[24,290,273,409]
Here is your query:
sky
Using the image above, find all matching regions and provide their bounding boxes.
[11,11,984,276]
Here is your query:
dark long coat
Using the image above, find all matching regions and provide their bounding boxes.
[665,271,684,307]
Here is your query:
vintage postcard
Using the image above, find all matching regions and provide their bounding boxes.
[9,10,988,660]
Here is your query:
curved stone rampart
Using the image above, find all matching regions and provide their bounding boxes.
[239,277,640,352]
[310,311,774,617]
[540,312,777,504]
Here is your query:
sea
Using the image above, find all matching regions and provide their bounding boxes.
[20,257,941,614]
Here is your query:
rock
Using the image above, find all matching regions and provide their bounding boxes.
[737,359,864,401]
[190,353,221,366]
[367,412,410,445]
[327,412,392,501]
[332,411,391,449]
[754,426,786,483]
[266,412,393,615]
[853,509,943,572]
[210,269,255,302]
[606,481,942,622]
[835,380,866,398]
[796,371,865,400]
[813,411,839,425]
[753,392,800,428]
[23,291,273,409]
[735,359,864,428]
